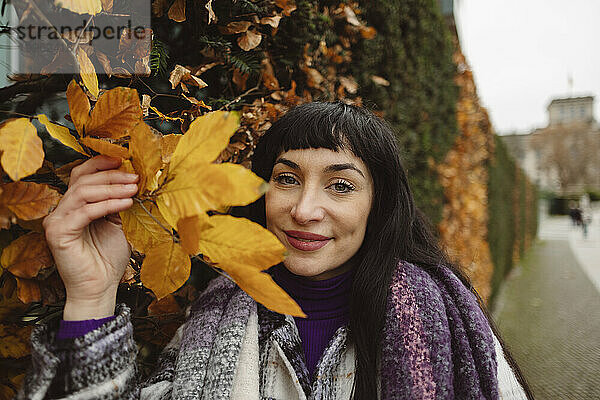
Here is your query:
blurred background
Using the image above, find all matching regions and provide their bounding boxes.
[0,0,598,398]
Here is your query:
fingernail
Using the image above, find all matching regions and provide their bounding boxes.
[125,184,138,190]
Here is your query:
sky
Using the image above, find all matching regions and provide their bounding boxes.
[454,0,600,135]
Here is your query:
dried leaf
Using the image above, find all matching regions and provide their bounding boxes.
[15,277,41,303]
[343,6,361,26]
[371,75,390,86]
[232,68,249,91]
[157,163,267,226]
[275,0,296,16]
[1,232,53,279]
[177,214,213,255]
[101,0,113,12]
[196,215,303,316]
[0,325,33,358]
[54,0,101,15]
[55,159,85,185]
[169,111,240,173]
[160,134,181,164]
[66,80,91,135]
[129,122,161,194]
[168,0,186,22]
[96,51,112,77]
[304,67,324,89]
[152,0,168,17]
[86,87,143,138]
[260,15,282,28]
[359,26,376,39]
[141,241,190,300]
[0,207,14,229]
[0,181,61,220]
[62,30,94,44]
[0,118,44,181]
[120,200,171,253]
[261,57,280,91]
[237,30,262,51]
[141,95,151,117]
[81,137,129,159]
[148,293,181,315]
[338,76,358,94]
[37,114,88,156]
[76,47,99,99]
[219,21,252,35]
[205,0,216,24]
[169,65,208,91]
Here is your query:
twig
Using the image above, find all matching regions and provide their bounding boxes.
[218,85,260,111]
[134,198,174,238]
[26,0,76,66]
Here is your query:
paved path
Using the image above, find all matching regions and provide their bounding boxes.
[493,206,600,399]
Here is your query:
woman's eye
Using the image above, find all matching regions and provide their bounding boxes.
[330,180,355,193]
[274,174,297,185]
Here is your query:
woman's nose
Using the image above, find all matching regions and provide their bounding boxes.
[290,188,325,224]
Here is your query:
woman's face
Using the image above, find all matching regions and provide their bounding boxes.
[265,147,373,280]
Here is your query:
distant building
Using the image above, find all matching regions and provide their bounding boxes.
[501,96,600,194]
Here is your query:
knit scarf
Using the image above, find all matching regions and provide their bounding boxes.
[380,261,499,399]
[174,260,498,399]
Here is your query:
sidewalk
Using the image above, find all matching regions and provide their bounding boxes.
[492,209,600,399]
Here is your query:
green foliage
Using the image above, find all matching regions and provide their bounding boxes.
[351,0,459,223]
[226,52,261,76]
[150,39,170,77]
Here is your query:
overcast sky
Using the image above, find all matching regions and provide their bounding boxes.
[454,0,600,135]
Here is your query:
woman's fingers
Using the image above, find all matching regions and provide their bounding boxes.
[66,198,134,233]
[58,183,138,211]
[69,155,123,187]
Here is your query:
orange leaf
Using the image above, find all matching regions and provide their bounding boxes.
[237,30,262,51]
[86,87,143,139]
[129,122,161,194]
[15,277,41,303]
[141,241,190,300]
[275,0,296,16]
[1,232,53,279]
[0,181,61,220]
[66,80,91,135]
[0,324,33,358]
[148,293,181,315]
[168,0,186,22]
[0,118,44,181]
[160,134,181,164]
[177,214,213,255]
[80,137,129,159]
[120,200,172,253]
[76,47,99,99]
[261,57,280,91]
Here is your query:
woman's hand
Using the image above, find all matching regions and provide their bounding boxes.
[43,156,139,320]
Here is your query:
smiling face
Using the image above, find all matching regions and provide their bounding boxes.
[265,147,374,280]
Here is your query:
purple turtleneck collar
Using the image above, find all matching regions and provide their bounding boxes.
[270,264,354,377]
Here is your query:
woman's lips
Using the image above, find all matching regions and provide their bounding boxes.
[284,230,332,251]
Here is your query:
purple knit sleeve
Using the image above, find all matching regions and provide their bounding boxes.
[56,316,115,340]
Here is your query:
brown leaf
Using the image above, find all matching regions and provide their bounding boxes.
[304,67,324,89]
[148,294,181,316]
[0,325,33,358]
[260,57,280,91]
[101,0,113,12]
[135,56,151,76]
[275,0,296,16]
[260,15,282,28]
[66,80,91,135]
[129,122,161,194]
[237,30,262,51]
[81,137,129,159]
[0,181,61,220]
[62,30,94,44]
[141,241,190,300]
[338,76,358,94]
[120,263,137,284]
[371,75,390,86]
[0,118,44,181]
[141,94,152,117]
[219,21,252,35]
[0,207,15,229]
[96,51,112,77]
[232,68,249,91]
[2,232,53,279]
[169,65,208,91]
[15,277,41,303]
[54,159,85,185]
[168,0,186,22]
[86,86,143,139]
[152,0,168,17]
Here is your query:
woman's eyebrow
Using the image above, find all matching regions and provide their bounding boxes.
[274,158,299,169]
[274,158,365,178]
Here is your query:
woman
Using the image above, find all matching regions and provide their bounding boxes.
[19,102,531,399]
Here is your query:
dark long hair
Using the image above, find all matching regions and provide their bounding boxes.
[246,101,532,399]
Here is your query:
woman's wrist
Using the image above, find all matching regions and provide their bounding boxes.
[63,289,118,321]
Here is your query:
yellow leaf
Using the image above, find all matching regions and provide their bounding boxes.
[54,0,102,15]
[160,134,181,164]
[177,214,213,255]
[129,122,161,194]
[1,232,53,279]
[86,86,143,139]
[120,200,172,253]
[141,241,190,300]
[76,47,99,98]
[0,118,44,181]
[157,163,267,224]
[0,181,61,220]
[0,325,33,358]
[118,159,136,175]
[169,111,240,174]
[66,80,91,135]
[81,137,129,159]
[37,114,88,156]
[228,267,305,317]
